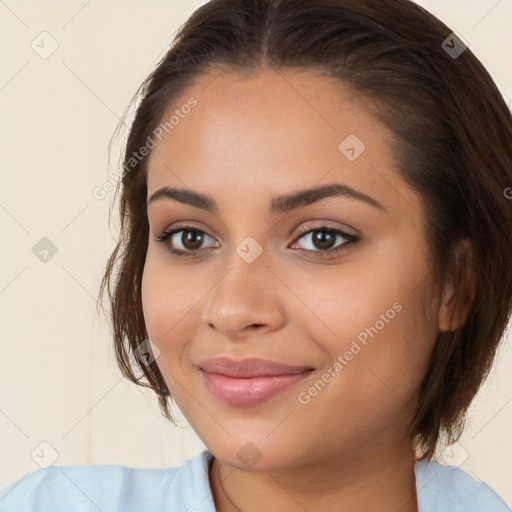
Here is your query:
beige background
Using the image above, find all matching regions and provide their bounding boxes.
[1,0,511,504]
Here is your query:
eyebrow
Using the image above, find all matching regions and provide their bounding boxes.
[147,183,385,213]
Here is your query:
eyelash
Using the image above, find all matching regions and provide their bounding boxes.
[154,224,360,260]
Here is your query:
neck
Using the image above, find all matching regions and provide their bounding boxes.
[208,436,418,512]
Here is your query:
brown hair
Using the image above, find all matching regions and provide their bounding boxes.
[98,0,512,460]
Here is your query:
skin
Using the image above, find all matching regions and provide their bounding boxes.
[141,67,469,512]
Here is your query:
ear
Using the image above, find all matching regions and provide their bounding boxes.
[438,239,476,332]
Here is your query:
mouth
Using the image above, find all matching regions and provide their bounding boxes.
[197,356,315,407]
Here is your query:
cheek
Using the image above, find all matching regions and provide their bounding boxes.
[286,239,436,400]
[141,249,208,368]
[141,254,165,339]
[140,255,199,400]
[280,253,425,348]
[289,274,435,452]
[141,251,188,345]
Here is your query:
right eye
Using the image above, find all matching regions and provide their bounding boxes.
[154,226,220,259]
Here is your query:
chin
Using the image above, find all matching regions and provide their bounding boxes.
[203,432,309,472]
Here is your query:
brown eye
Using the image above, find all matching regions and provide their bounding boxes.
[291,226,360,259]
[155,226,219,259]
[178,229,205,251]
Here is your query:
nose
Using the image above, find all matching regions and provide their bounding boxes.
[200,255,285,340]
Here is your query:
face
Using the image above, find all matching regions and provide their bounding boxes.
[141,67,442,470]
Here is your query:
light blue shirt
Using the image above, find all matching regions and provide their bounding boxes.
[0,449,510,511]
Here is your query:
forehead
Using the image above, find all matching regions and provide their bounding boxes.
[145,67,419,218]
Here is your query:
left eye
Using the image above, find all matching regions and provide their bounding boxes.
[290,226,359,256]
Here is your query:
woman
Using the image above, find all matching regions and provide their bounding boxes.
[1,0,511,510]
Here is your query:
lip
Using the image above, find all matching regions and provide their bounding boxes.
[197,356,315,407]
[198,356,314,377]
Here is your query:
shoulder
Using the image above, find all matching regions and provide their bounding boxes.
[415,459,511,512]
[0,450,215,512]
